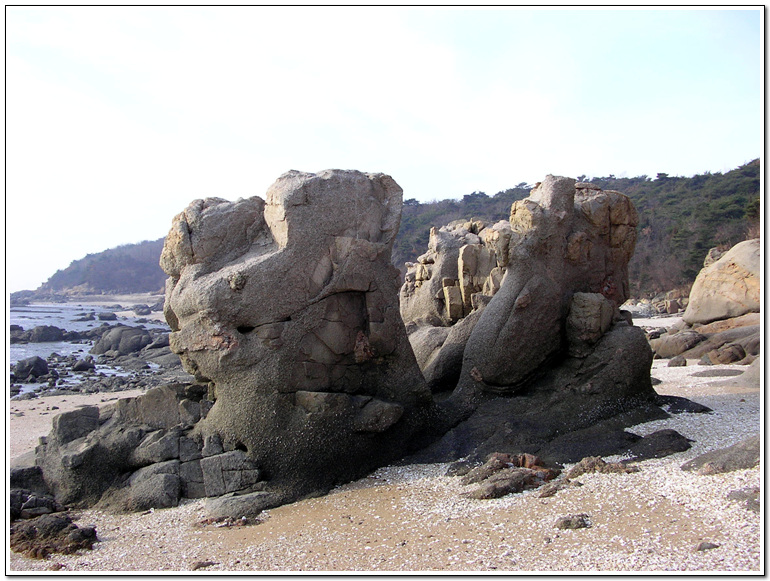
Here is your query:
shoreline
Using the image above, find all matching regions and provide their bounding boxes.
[7,359,761,572]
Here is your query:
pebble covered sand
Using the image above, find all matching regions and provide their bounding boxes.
[8,357,762,573]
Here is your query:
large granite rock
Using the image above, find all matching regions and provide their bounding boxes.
[401,177,645,411]
[34,170,667,515]
[159,169,433,504]
[683,239,760,325]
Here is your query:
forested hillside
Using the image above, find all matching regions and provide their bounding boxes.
[395,160,760,297]
[38,238,167,294]
[580,159,760,295]
[26,160,759,299]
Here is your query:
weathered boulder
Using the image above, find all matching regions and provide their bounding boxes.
[34,171,666,516]
[158,169,433,505]
[668,355,687,367]
[36,384,214,508]
[9,488,62,520]
[678,324,760,361]
[402,177,645,411]
[705,343,746,365]
[409,322,661,466]
[683,239,760,325]
[27,325,66,342]
[692,312,759,335]
[649,329,708,358]
[132,304,152,316]
[14,356,49,380]
[565,292,615,357]
[681,435,760,474]
[91,325,153,356]
[10,513,97,559]
[72,356,96,372]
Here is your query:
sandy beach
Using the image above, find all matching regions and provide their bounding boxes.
[7,352,761,573]
[67,293,167,323]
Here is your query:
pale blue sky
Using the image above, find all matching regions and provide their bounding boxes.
[5,6,762,292]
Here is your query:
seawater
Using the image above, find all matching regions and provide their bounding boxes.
[8,303,169,393]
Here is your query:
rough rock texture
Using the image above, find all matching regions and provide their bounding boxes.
[408,322,662,466]
[35,170,433,514]
[680,435,760,475]
[400,177,659,464]
[649,330,708,359]
[158,169,433,506]
[648,314,760,365]
[401,176,641,406]
[34,171,669,517]
[683,239,760,325]
[10,513,97,559]
[91,326,153,356]
[457,452,559,500]
[565,456,639,479]
[556,514,592,530]
[36,384,209,510]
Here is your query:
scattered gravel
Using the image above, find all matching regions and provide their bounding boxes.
[8,360,761,572]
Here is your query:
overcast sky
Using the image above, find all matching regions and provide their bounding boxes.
[6,6,762,293]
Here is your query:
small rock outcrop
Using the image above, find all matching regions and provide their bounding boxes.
[683,239,760,325]
[681,435,760,475]
[10,513,97,559]
[644,238,761,368]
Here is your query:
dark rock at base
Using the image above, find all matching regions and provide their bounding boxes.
[205,490,277,520]
[555,514,591,529]
[28,325,66,342]
[655,395,713,414]
[691,368,744,378]
[410,324,661,466]
[10,466,50,496]
[535,424,642,464]
[9,513,97,559]
[14,356,49,380]
[681,435,760,474]
[627,429,693,460]
[727,486,760,513]
[72,356,96,372]
[667,355,687,367]
[91,326,152,356]
[123,473,181,512]
[10,489,62,520]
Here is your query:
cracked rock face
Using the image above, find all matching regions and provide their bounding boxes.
[160,169,433,498]
[401,175,640,403]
